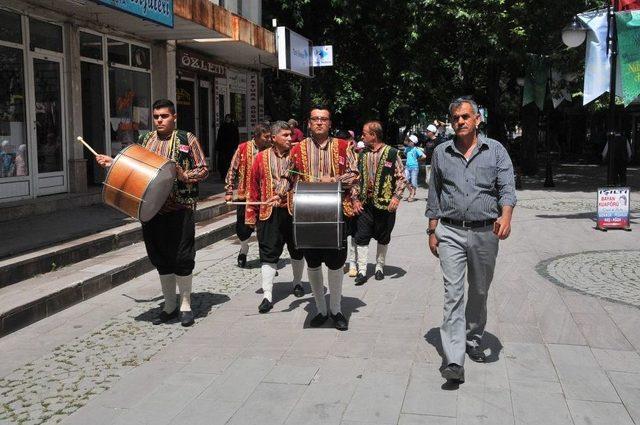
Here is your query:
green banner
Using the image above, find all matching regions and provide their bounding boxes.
[616,11,640,106]
[522,54,549,110]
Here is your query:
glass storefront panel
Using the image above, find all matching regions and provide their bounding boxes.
[176,79,196,135]
[0,46,27,178]
[34,58,63,173]
[0,9,22,44]
[80,32,103,60]
[29,18,63,52]
[107,39,129,66]
[81,62,105,185]
[198,85,210,156]
[230,92,246,125]
[131,45,150,70]
[108,67,150,154]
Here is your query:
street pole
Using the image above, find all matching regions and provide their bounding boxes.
[606,0,619,186]
[544,63,555,187]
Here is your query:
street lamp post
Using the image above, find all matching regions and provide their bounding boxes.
[562,1,620,186]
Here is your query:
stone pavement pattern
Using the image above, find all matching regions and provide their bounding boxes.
[0,184,639,425]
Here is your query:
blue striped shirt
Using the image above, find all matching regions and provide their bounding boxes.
[426,135,516,221]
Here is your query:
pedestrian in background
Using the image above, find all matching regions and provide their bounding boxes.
[288,118,305,147]
[216,114,240,179]
[404,134,425,202]
[426,97,516,384]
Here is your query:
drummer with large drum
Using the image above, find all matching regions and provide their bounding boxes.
[95,99,208,327]
[246,121,305,313]
[288,105,362,331]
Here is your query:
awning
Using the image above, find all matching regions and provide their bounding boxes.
[14,0,276,69]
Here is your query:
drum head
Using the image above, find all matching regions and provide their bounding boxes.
[138,162,176,222]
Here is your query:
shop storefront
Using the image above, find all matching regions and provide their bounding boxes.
[0,8,68,201]
[175,49,225,166]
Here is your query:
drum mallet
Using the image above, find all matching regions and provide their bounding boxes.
[76,136,99,157]
[226,201,270,205]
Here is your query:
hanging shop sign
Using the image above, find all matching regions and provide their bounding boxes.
[276,27,312,78]
[95,0,174,28]
[247,73,258,129]
[177,50,226,78]
[596,187,631,230]
[312,45,333,67]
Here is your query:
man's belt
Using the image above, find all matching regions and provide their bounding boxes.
[440,218,496,228]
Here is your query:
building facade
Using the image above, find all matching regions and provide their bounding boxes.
[0,0,275,204]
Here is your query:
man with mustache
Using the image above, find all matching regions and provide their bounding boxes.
[426,97,516,384]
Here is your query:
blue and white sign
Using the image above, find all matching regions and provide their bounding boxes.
[312,46,333,67]
[96,0,174,28]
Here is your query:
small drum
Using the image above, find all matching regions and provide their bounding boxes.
[103,144,176,222]
[293,182,344,249]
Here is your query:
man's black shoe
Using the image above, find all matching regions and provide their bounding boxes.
[466,345,486,362]
[152,307,179,325]
[354,273,367,286]
[374,270,384,280]
[310,313,328,327]
[441,364,465,383]
[331,312,348,331]
[292,284,304,297]
[237,253,247,268]
[179,310,195,327]
[258,298,272,313]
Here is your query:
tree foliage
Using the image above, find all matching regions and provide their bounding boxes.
[264,0,600,142]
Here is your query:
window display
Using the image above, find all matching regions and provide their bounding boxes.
[0,45,27,178]
[109,67,150,154]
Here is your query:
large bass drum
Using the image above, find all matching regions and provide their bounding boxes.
[293,182,344,249]
[103,144,176,222]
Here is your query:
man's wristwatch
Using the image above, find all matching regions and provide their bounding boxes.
[426,228,436,236]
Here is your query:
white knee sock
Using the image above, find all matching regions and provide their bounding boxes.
[327,268,343,315]
[348,236,357,268]
[159,274,177,313]
[307,266,327,316]
[376,244,388,272]
[261,263,278,302]
[176,274,193,312]
[356,245,368,275]
[240,239,250,255]
[291,258,304,286]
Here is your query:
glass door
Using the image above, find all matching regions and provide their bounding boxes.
[31,55,66,195]
[198,80,211,158]
[176,78,196,134]
[81,61,106,185]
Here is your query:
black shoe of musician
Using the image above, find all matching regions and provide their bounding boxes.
[237,253,247,268]
[152,307,179,325]
[331,312,348,331]
[179,310,195,327]
[310,313,328,327]
[354,273,367,286]
[466,345,486,363]
[258,298,272,313]
[375,270,384,280]
[441,364,465,383]
[292,284,305,298]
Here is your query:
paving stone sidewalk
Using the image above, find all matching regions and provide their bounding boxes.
[1,184,639,425]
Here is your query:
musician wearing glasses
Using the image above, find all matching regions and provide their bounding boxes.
[95,99,209,328]
[246,121,305,313]
[426,97,516,384]
[224,123,272,268]
[353,121,406,285]
[288,105,362,331]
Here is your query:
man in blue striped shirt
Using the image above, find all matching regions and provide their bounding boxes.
[426,97,516,384]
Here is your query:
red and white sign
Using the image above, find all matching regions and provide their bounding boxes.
[597,187,631,230]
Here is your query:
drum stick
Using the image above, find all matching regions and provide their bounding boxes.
[226,201,270,205]
[287,169,318,181]
[76,136,99,157]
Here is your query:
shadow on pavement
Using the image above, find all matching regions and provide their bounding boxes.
[134,292,231,323]
[283,295,366,329]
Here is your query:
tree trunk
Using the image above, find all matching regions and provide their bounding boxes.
[520,103,539,175]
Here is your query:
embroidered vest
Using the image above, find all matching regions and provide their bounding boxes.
[256,148,294,222]
[293,138,355,217]
[358,145,398,209]
[236,141,256,200]
[140,130,199,205]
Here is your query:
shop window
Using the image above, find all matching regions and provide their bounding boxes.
[131,44,150,70]
[108,67,150,155]
[230,92,246,127]
[107,38,129,66]
[80,32,102,60]
[0,9,22,44]
[0,46,27,178]
[29,18,63,53]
